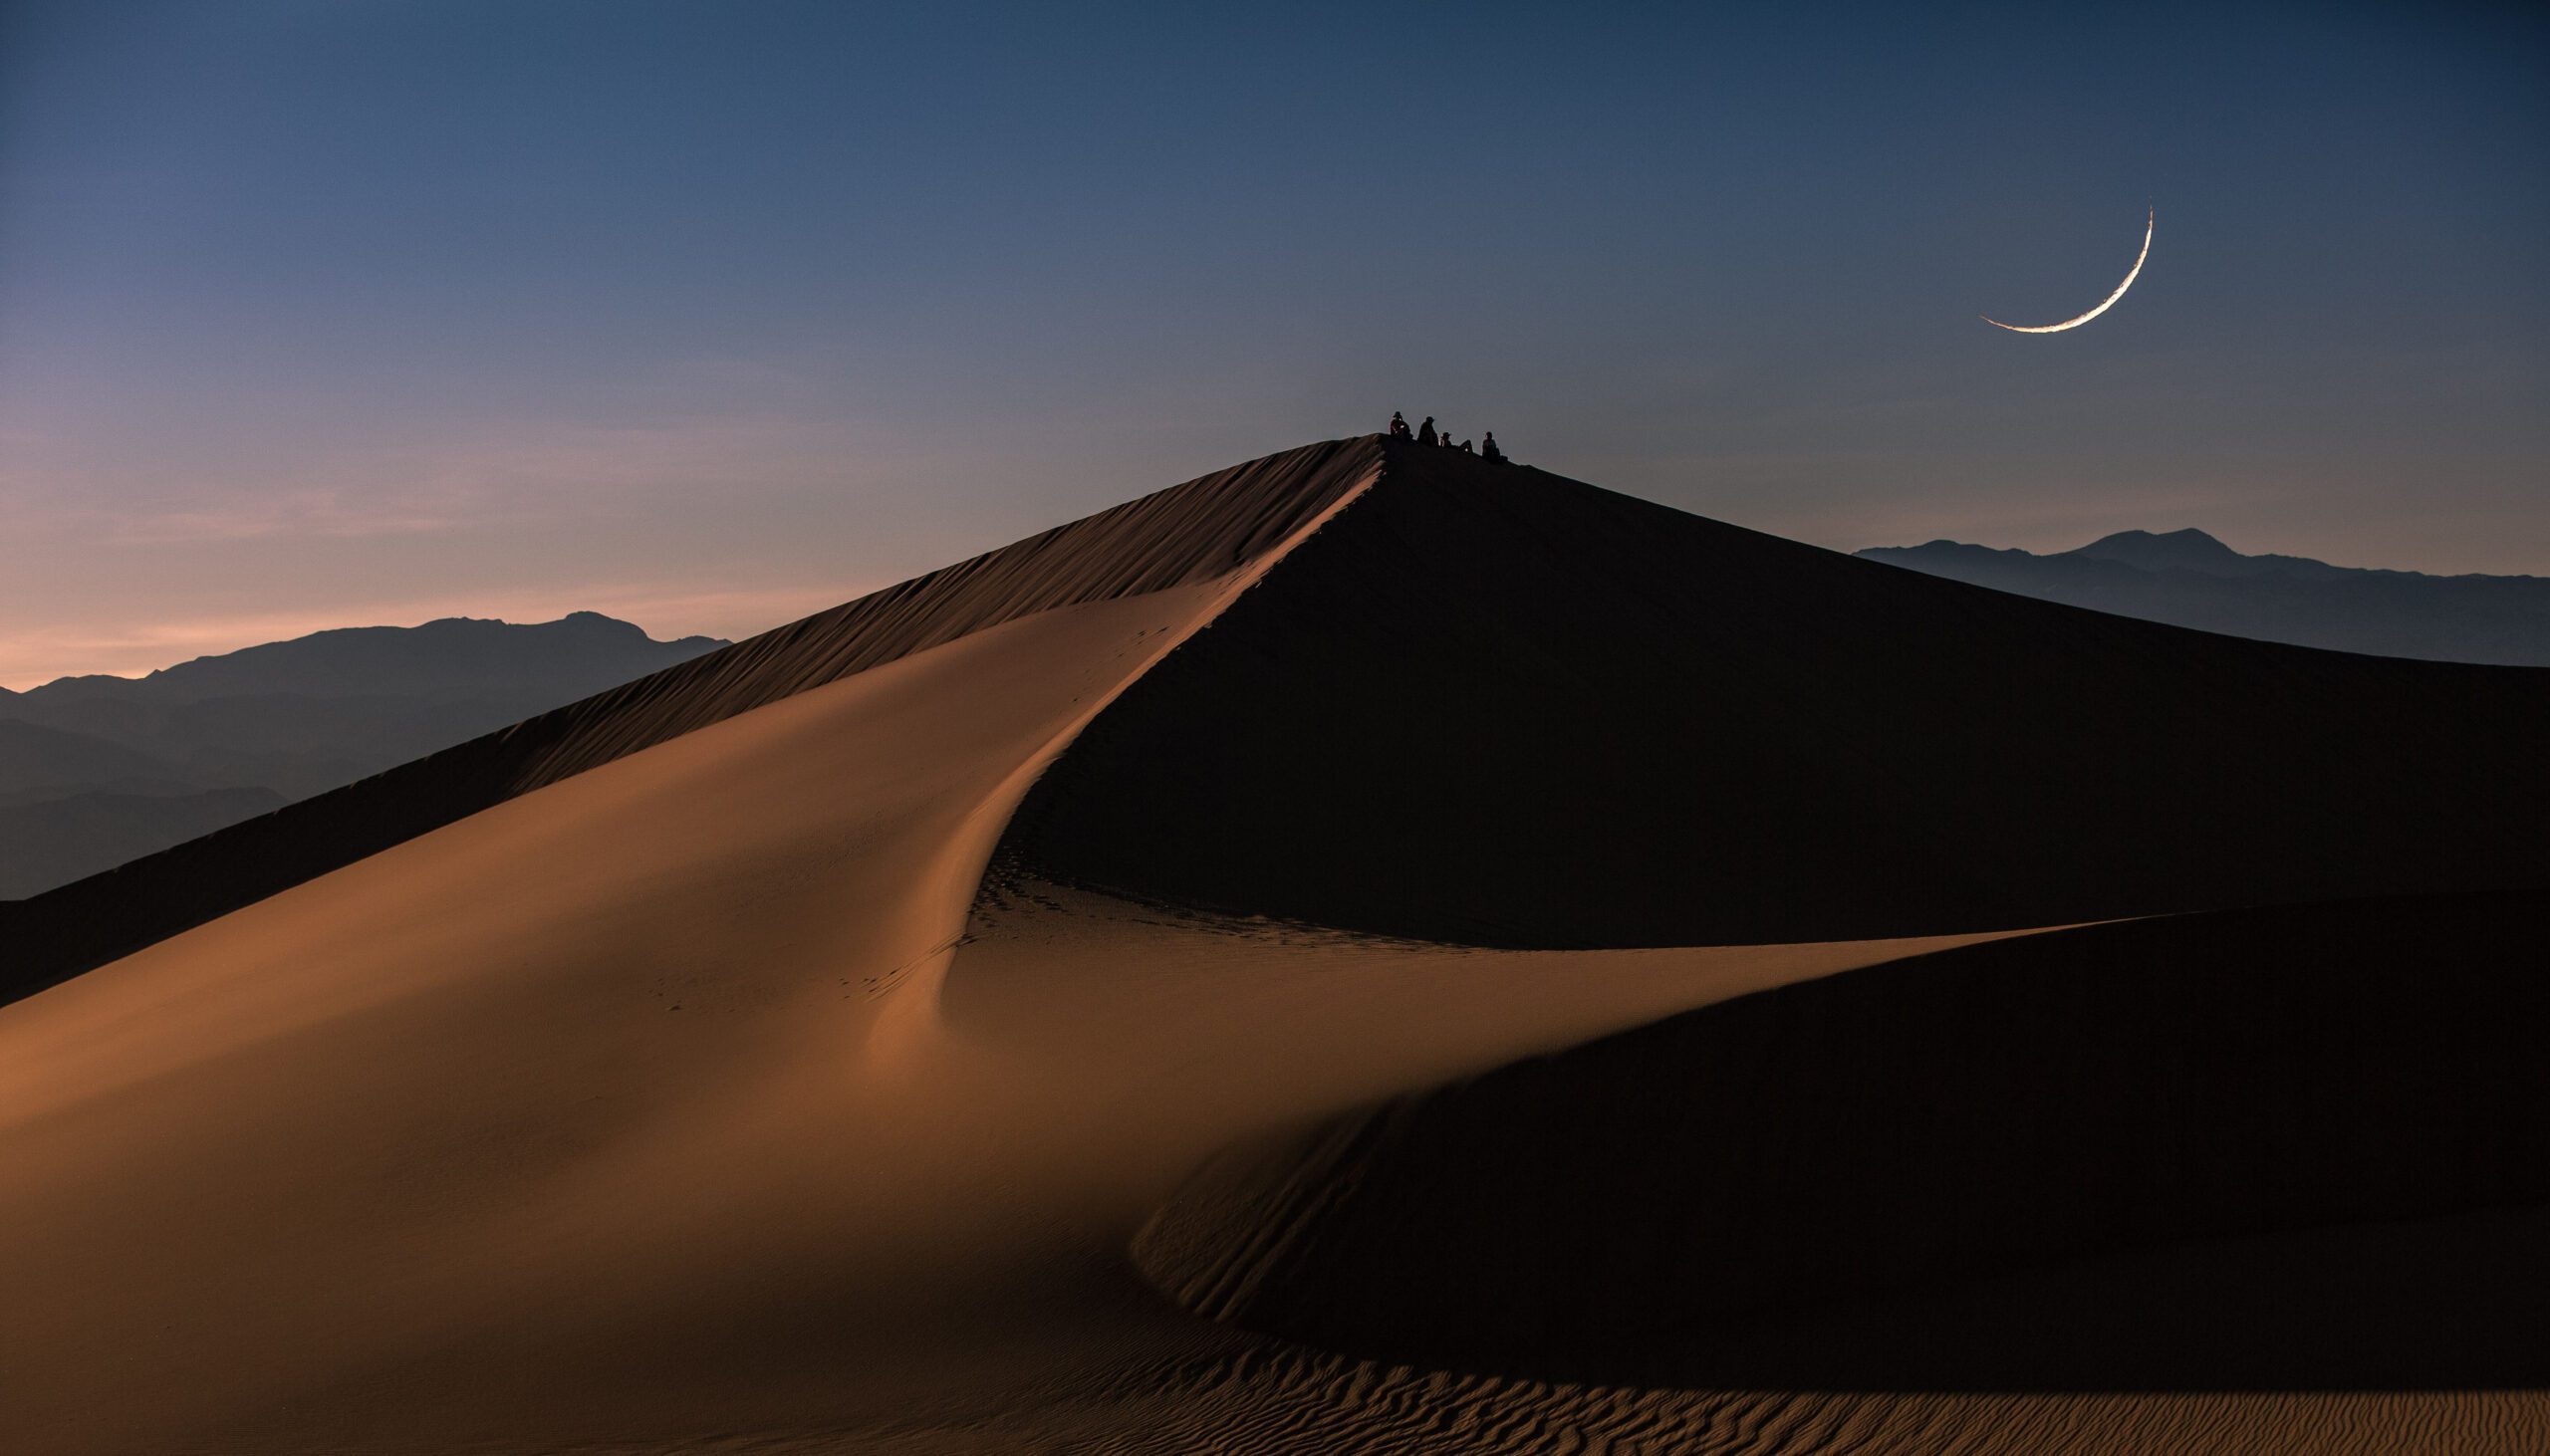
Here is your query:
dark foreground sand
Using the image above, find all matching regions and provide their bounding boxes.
[1,437,2544,1453]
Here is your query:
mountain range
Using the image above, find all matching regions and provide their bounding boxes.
[1858,527,2550,665]
[0,612,724,896]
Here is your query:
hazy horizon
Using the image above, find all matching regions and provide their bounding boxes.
[5,1,2544,687]
[6,465,2542,692]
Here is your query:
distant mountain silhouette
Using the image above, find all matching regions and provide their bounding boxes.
[0,719,195,803]
[0,613,725,896]
[1858,529,2550,664]
[0,787,290,900]
[2070,527,2346,580]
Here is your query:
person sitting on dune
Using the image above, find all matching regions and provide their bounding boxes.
[1481,432,1506,464]
[1458,438,1475,453]
[1389,411,1411,439]
[1416,415,1437,447]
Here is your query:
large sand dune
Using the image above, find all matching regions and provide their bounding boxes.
[2,437,2544,1453]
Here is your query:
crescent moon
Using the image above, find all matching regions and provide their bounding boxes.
[1983,207,2154,334]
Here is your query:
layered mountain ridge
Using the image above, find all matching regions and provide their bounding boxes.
[0,612,728,896]
[1862,526,2550,664]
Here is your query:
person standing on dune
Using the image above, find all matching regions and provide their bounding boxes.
[1416,415,1437,447]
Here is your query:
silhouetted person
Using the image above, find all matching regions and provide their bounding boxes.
[1481,432,1506,464]
[1416,416,1437,447]
[1459,438,1475,453]
[1389,411,1411,440]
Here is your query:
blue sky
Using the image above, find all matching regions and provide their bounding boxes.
[3,1,2543,684]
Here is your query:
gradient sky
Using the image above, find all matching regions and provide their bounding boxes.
[4,1,2544,687]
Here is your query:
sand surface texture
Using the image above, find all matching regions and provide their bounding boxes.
[3,438,2544,1453]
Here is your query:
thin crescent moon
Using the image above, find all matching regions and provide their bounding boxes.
[1983,207,2154,334]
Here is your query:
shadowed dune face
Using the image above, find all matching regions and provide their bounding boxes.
[1136,886,2550,1392]
[1005,442,2550,946]
[2,437,2545,1453]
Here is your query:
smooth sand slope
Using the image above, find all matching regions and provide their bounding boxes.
[2,437,2545,1453]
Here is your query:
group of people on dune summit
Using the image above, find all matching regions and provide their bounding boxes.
[1390,411,1507,464]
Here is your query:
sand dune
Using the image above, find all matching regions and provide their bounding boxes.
[0,438,1378,1005]
[1140,887,2550,1390]
[2,437,2543,1452]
